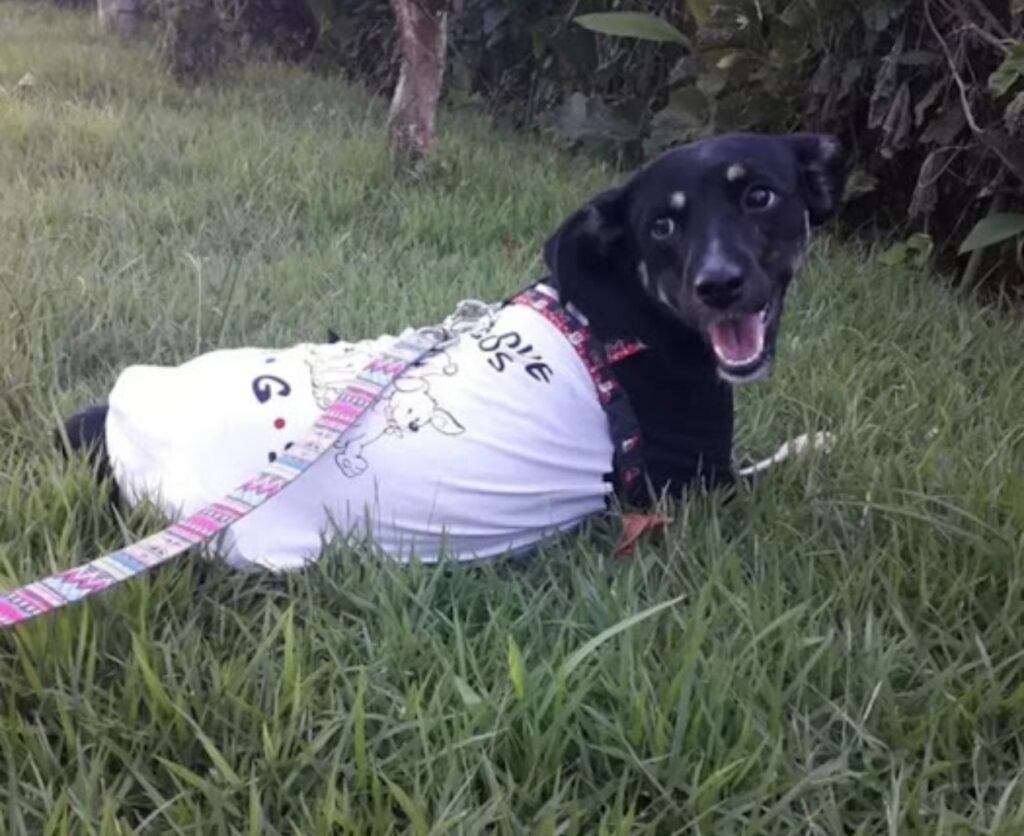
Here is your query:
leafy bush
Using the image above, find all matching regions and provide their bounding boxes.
[99,0,1024,284]
[306,0,394,87]
[563,0,1023,286]
[308,0,1022,287]
[155,0,224,81]
[145,0,319,82]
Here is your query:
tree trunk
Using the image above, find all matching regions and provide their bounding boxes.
[388,0,448,169]
[97,0,140,39]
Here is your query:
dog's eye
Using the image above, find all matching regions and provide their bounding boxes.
[743,186,778,212]
[650,217,675,240]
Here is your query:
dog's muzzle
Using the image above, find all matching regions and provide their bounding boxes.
[705,305,771,373]
[690,251,776,379]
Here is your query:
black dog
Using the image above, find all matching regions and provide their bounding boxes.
[541,131,846,494]
[59,132,845,569]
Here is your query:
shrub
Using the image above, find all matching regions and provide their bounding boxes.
[310,0,1022,287]
[146,0,319,83]
[93,0,1024,285]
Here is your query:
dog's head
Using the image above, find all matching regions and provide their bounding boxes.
[545,132,846,382]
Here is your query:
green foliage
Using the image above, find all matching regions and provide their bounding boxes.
[880,232,936,269]
[556,1,1023,284]
[960,212,1024,254]
[305,0,394,90]
[989,43,1024,96]
[157,0,225,82]
[145,0,320,83]
[302,0,1022,284]
[573,12,689,46]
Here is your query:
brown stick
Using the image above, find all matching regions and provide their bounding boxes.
[388,0,448,169]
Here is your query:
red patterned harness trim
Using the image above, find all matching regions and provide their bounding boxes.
[512,285,646,500]
[604,339,647,365]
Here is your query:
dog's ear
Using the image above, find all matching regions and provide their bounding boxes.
[787,133,847,226]
[543,187,629,295]
[431,408,464,435]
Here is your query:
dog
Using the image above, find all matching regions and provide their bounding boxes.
[60,132,846,572]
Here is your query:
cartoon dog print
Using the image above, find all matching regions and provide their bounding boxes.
[300,340,464,477]
[335,376,465,477]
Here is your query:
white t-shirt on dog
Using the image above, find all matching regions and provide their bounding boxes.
[105,303,615,572]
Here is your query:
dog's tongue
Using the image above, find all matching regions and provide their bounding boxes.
[707,314,765,367]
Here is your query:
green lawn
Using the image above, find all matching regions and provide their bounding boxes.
[2,4,1024,833]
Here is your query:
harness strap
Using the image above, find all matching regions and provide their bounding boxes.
[513,286,646,503]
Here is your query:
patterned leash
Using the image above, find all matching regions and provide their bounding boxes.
[0,287,646,631]
[0,329,448,630]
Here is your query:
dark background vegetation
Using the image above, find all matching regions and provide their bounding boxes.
[51,0,1024,292]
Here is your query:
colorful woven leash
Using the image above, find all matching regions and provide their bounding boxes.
[0,331,439,630]
[0,286,646,631]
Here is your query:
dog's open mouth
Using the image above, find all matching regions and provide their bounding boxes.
[706,306,771,378]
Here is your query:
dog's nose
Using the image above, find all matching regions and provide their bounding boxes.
[694,266,745,309]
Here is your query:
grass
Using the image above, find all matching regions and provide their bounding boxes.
[1,3,1024,832]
